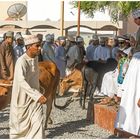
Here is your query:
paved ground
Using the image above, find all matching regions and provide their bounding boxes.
[0,106,9,139]
[0,96,117,139]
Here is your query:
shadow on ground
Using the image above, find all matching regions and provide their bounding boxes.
[46,118,92,138]
[0,134,9,139]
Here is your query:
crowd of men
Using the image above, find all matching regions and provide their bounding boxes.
[0,8,139,139]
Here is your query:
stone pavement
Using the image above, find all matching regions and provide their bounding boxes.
[0,98,115,139]
[0,105,9,139]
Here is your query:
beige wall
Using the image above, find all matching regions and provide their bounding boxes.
[0,1,27,20]
[0,1,138,37]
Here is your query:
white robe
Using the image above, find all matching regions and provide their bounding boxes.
[9,53,44,139]
[101,69,118,98]
[115,52,140,136]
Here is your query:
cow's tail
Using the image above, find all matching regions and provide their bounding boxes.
[53,70,74,110]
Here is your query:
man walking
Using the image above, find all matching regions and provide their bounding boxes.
[9,35,47,139]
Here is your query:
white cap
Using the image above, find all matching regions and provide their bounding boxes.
[123,47,131,55]
[132,9,140,19]
[24,35,40,46]
[15,33,23,40]
[118,38,125,42]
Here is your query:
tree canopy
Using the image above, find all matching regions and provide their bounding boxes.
[71,1,140,22]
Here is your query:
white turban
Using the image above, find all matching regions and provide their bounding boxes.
[15,33,23,40]
[132,9,140,19]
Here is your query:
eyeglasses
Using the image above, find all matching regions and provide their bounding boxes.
[34,43,41,48]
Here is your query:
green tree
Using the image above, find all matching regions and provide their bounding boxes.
[71,1,140,22]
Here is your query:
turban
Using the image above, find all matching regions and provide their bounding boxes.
[132,9,140,19]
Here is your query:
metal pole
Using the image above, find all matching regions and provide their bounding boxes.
[77,1,81,36]
[60,1,64,36]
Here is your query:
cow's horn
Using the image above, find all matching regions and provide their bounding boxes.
[0,83,13,87]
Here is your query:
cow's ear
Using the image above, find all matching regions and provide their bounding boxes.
[67,79,74,83]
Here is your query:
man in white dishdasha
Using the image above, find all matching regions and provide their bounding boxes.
[9,35,47,139]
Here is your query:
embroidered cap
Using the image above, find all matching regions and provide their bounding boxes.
[132,9,140,19]
[24,35,40,46]
[15,33,23,40]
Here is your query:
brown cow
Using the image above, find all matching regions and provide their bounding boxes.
[59,69,83,97]
[38,61,60,128]
[0,79,12,110]
[59,59,118,109]
[0,61,72,129]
